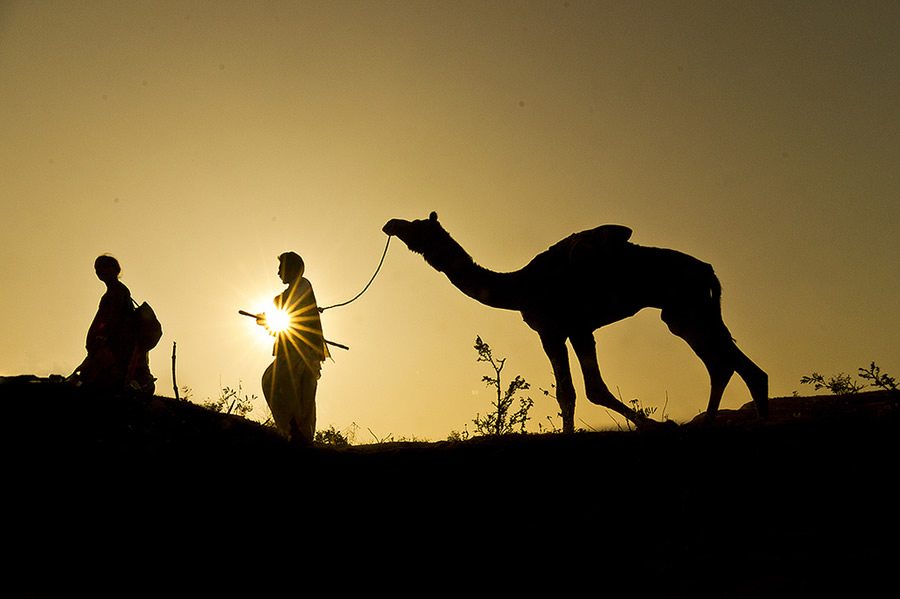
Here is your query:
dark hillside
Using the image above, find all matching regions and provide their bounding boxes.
[3,376,899,595]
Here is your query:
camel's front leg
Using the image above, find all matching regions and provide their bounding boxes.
[569,333,652,428]
[538,333,577,433]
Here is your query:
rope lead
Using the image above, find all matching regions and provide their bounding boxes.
[319,235,392,312]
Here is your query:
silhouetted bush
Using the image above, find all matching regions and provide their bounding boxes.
[470,336,534,436]
[315,425,351,446]
[801,362,897,395]
[202,382,256,417]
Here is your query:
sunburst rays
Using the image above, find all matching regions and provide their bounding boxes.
[272,284,327,371]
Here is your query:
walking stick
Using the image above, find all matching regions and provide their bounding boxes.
[238,310,349,350]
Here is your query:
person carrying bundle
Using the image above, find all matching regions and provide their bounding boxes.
[70,255,158,394]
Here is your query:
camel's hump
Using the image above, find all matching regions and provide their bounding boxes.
[548,224,633,261]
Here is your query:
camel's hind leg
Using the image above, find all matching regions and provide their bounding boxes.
[733,347,769,419]
[661,309,749,423]
[702,344,768,420]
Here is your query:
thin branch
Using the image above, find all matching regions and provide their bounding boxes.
[172,341,179,400]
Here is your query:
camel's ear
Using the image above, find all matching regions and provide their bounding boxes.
[429,211,438,221]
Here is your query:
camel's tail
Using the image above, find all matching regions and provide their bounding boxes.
[707,266,735,340]
[708,266,722,310]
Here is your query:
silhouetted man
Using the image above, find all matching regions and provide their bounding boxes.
[257,252,327,446]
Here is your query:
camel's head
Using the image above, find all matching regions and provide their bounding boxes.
[382,211,443,255]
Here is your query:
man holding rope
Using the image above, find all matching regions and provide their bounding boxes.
[241,235,390,444]
[256,251,328,446]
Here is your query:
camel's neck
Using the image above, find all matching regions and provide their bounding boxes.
[420,230,525,311]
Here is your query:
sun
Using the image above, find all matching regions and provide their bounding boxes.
[265,307,291,334]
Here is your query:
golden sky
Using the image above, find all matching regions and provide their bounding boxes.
[2,0,898,440]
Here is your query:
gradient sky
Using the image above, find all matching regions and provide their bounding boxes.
[3,1,898,441]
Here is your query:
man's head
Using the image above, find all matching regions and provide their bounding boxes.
[278,252,305,283]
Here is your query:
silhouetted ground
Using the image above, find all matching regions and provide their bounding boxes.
[3,376,898,595]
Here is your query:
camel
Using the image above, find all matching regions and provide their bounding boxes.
[383,212,768,433]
